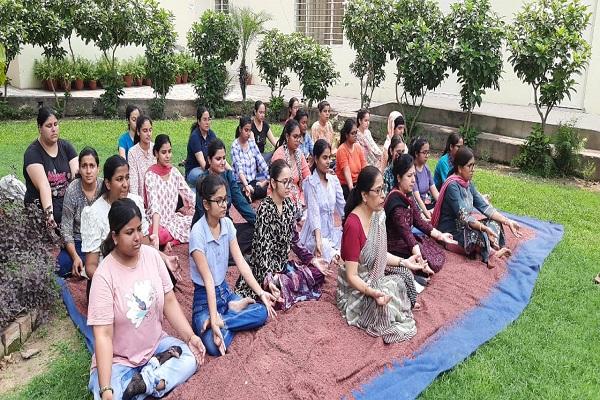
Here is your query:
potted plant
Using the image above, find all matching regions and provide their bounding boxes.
[33,59,51,91]
[87,61,99,90]
[73,57,87,90]
[121,59,134,87]
[132,56,145,86]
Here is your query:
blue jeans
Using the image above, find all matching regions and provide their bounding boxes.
[192,281,267,356]
[88,336,197,400]
[56,240,83,277]
[186,167,204,187]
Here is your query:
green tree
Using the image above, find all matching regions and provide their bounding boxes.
[390,0,450,137]
[75,0,149,117]
[343,0,393,108]
[288,33,340,108]
[144,5,177,118]
[188,10,239,115]
[507,0,591,134]
[0,44,5,89]
[448,0,505,132]
[256,29,292,99]
[0,0,28,100]
[231,7,270,101]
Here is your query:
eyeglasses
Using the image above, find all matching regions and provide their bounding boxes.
[274,178,293,188]
[419,150,430,155]
[207,197,227,207]
[369,187,384,196]
[466,162,475,170]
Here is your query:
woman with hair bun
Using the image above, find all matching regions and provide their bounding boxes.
[385,154,456,275]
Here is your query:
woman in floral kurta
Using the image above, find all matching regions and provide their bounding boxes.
[145,135,195,245]
[236,159,329,310]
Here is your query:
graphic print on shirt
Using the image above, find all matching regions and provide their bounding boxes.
[48,169,70,198]
[126,280,155,328]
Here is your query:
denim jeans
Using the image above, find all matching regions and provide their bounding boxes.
[186,166,204,187]
[88,335,197,400]
[192,281,267,356]
[56,240,84,277]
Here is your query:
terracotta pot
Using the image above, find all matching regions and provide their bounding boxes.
[144,78,152,86]
[245,73,253,86]
[175,75,182,84]
[123,74,133,87]
[182,72,188,84]
[135,78,143,86]
[87,80,98,90]
[74,79,85,90]
[41,79,48,90]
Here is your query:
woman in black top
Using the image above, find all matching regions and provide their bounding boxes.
[251,100,277,164]
[23,107,78,228]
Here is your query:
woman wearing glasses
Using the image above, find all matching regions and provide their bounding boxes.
[431,147,521,266]
[235,159,330,311]
[270,119,310,217]
[336,118,367,199]
[409,137,439,220]
[338,166,423,344]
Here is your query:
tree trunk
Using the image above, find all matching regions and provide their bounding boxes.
[239,56,247,101]
[68,37,75,63]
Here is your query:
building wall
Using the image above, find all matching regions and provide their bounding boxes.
[8,0,600,115]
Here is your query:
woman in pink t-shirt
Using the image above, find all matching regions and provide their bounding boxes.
[87,198,204,400]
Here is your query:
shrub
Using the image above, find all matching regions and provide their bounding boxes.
[459,125,480,148]
[188,10,239,113]
[553,120,588,177]
[267,95,285,123]
[513,124,555,177]
[0,102,35,120]
[0,193,60,328]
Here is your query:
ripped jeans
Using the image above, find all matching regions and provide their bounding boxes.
[88,335,197,400]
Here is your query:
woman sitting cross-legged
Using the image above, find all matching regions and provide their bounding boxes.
[337,166,426,344]
[270,119,310,218]
[231,116,269,202]
[382,135,406,196]
[192,139,256,256]
[144,134,196,250]
[433,133,463,190]
[335,118,367,199]
[299,139,345,263]
[87,198,203,400]
[385,154,457,275]
[235,159,330,311]
[409,137,438,220]
[295,109,314,165]
[58,147,103,277]
[117,104,141,161]
[431,146,522,266]
[128,115,156,198]
[189,174,277,357]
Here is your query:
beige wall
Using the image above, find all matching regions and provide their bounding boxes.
[8,0,600,115]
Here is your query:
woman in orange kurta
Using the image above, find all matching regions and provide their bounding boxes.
[336,118,366,199]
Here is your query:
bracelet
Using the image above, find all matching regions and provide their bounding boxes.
[99,386,113,397]
[397,258,404,268]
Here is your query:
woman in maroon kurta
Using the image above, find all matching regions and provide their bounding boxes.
[384,154,456,273]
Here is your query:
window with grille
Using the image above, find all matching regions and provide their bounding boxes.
[215,0,229,13]
[296,0,344,46]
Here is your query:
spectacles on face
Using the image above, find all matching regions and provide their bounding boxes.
[274,178,293,188]
[419,150,430,155]
[369,186,384,196]
[207,197,227,207]
[466,162,475,170]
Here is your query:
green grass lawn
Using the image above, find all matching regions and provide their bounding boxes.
[1,118,599,399]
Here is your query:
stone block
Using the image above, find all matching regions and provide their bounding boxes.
[1,322,21,355]
[15,314,32,342]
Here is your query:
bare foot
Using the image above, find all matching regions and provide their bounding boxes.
[413,302,423,312]
[228,297,256,313]
[155,346,182,365]
[495,247,512,259]
[268,281,282,302]
[165,241,173,252]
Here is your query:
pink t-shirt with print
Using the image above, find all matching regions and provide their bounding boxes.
[88,245,173,368]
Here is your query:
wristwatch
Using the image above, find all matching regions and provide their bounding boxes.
[99,386,113,397]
